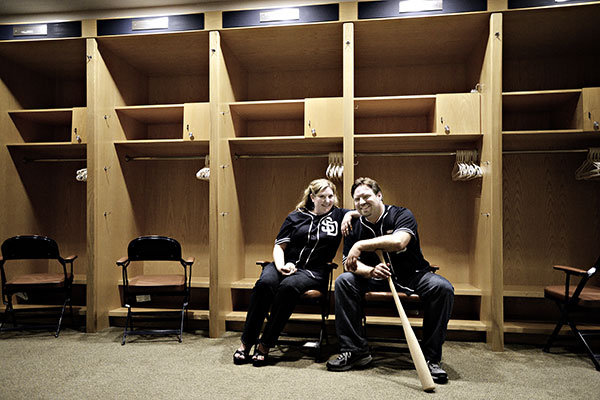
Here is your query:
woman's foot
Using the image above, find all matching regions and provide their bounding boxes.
[233,344,251,365]
[252,343,269,367]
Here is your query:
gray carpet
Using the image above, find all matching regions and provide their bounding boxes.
[0,328,597,399]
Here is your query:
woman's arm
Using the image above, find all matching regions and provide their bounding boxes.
[273,243,296,276]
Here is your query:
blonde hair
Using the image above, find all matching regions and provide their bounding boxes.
[296,178,339,211]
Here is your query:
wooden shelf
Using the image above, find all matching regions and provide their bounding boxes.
[109,307,209,320]
[226,311,487,331]
[229,136,342,156]
[8,108,74,124]
[366,316,487,332]
[115,105,184,124]
[225,311,325,323]
[504,321,600,334]
[229,100,304,120]
[354,96,436,117]
[354,133,481,153]
[231,279,481,297]
[503,285,545,298]
[502,90,582,111]
[1,304,86,315]
[114,139,208,158]
[502,130,600,151]
[7,143,86,161]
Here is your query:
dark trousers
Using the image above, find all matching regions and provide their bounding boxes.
[334,270,454,363]
[241,262,323,348]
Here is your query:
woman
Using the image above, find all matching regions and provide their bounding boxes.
[233,178,357,366]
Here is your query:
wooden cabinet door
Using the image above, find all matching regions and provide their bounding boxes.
[72,107,86,143]
[304,97,343,138]
[184,102,210,140]
[583,87,600,132]
[435,93,480,134]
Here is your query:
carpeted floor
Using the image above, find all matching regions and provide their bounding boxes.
[0,328,598,399]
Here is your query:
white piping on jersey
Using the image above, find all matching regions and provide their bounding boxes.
[296,208,329,269]
[275,237,291,245]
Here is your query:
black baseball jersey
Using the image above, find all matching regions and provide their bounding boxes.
[275,206,349,276]
[343,205,430,285]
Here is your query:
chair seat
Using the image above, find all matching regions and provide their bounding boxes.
[544,285,600,308]
[365,291,421,302]
[6,273,69,286]
[129,274,185,287]
[301,289,324,300]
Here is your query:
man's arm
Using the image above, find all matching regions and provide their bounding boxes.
[345,231,411,271]
[350,258,392,279]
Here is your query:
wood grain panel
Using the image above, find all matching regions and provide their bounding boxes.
[96,32,209,76]
[247,69,342,101]
[355,64,469,97]
[236,157,332,278]
[354,155,477,286]
[502,153,600,288]
[220,23,342,73]
[503,55,600,92]
[475,13,503,350]
[354,13,489,68]
[148,74,209,105]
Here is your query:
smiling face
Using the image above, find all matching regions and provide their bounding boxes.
[353,184,384,222]
[310,186,335,215]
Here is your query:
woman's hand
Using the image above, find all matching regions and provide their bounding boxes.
[277,262,297,276]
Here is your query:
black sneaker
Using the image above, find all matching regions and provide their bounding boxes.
[427,361,448,384]
[326,351,373,371]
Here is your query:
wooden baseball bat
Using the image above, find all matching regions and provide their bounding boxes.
[376,250,435,392]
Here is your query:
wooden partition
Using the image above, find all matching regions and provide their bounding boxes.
[350,11,501,345]
[88,31,211,331]
[0,38,88,311]
[501,4,600,335]
[212,23,345,336]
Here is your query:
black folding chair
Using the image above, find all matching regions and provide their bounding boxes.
[543,256,600,371]
[117,236,193,345]
[256,261,337,361]
[0,235,76,337]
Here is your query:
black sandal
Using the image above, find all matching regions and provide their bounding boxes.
[252,345,269,367]
[233,347,251,365]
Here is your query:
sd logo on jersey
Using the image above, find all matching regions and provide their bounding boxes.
[321,216,338,236]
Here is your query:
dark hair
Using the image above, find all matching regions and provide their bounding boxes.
[351,177,382,197]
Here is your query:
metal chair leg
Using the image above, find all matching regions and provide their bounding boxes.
[544,304,568,352]
[569,321,600,371]
[0,303,10,332]
[178,306,187,343]
[54,298,69,338]
[122,307,132,345]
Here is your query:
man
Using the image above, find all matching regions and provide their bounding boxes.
[327,177,454,383]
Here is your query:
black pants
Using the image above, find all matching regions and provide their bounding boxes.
[334,270,454,363]
[241,262,324,348]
